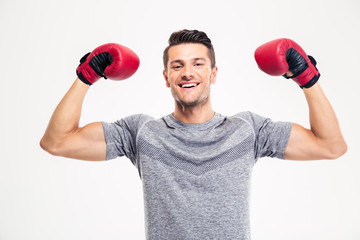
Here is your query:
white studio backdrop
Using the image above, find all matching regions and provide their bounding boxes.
[0,0,359,239]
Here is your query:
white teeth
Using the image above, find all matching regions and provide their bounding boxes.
[181,83,197,88]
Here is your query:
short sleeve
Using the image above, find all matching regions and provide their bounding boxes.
[237,112,293,160]
[102,114,154,164]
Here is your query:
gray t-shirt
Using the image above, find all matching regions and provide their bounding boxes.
[102,112,292,240]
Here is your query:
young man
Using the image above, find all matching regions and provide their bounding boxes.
[40,29,347,239]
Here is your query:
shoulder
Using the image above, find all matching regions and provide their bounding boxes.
[102,114,155,134]
[230,111,269,127]
[121,113,155,125]
[232,111,267,120]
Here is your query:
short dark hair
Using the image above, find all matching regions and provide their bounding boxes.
[163,29,216,71]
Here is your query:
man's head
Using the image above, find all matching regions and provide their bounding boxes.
[162,29,218,109]
[163,29,216,72]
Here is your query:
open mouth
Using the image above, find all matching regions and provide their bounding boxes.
[178,83,200,89]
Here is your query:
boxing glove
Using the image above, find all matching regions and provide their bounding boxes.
[76,43,140,85]
[254,38,320,88]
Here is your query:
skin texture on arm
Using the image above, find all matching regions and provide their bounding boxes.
[284,82,347,160]
[40,78,106,161]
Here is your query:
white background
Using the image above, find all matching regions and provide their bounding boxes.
[1,0,359,239]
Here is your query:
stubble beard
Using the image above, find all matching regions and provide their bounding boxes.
[176,89,210,108]
[174,77,212,108]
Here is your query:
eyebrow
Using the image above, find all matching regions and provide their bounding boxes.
[169,58,207,65]
[169,60,183,65]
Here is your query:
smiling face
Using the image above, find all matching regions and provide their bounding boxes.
[163,43,218,108]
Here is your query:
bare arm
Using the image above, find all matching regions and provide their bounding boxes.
[254,38,347,160]
[284,82,347,160]
[40,78,106,161]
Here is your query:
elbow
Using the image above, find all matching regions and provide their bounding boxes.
[326,139,348,160]
[40,137,62,156]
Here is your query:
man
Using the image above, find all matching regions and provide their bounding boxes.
[40,29,347,239]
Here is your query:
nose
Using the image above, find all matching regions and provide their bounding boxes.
[181,64,194,80]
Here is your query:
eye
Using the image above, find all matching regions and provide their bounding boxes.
[172,65,182,70]
[194,62,204,67]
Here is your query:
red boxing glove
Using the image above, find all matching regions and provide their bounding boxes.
[254,38,320,88]
[76,43,140,85]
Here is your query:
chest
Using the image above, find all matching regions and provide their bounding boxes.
[137,121,255,177]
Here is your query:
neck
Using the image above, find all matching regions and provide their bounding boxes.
[173,99,215,124]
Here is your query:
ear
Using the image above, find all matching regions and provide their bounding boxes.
[163,70,170,88]
[210,66,218,84]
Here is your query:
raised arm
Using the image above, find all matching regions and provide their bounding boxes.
[40,43,140,161]
[284,82,347,160]
[40,78,106,161]
[255,38,347,160]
